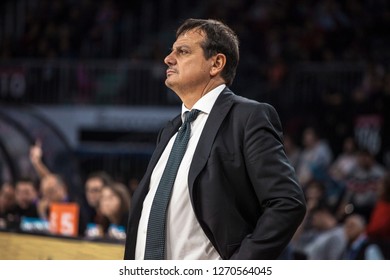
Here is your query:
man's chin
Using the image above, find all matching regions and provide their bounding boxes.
[165,79,175,89]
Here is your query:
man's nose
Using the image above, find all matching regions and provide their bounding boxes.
[164,51,176,66]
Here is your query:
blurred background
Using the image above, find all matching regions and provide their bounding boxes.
[0,0,389,259]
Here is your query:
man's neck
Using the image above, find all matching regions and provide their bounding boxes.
[177,79,225,109]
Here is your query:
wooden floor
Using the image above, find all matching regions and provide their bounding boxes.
[0,231,124,260]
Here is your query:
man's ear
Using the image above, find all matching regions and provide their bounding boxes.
[210,53,226,77]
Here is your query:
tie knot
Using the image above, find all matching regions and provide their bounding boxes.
[184,109,200,124]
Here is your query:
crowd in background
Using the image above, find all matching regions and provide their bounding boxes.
[0,142,133,242]
[1,0,390,63]
[284,127,390,259]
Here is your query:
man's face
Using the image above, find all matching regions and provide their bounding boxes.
[99,187,121,219]
[164,29,214,96]
[85,178,104,208]
[40,176,64,203]
[15,182,37,209]
[0,184,15,212]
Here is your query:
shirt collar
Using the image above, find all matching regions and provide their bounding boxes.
[181,84,226,121]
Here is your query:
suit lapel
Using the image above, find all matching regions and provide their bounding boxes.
[131,115,181,215]
[134,88,235,210]
[125,115,181,259]
[188,88,235,195]
[138,115,182,192]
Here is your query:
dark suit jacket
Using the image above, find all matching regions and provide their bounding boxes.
[124,87,306,260]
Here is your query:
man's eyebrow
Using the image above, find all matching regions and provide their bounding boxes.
[171,44,191,51]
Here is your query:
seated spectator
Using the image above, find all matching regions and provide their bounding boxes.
[83,171,112,228]
[304,180,326,213]
[98,182,130,240]
[6,178,40,230]
[329,136,358,181]
[296,126,333,186]
[303,204,346,260]
[291,180,327,258]
[13,178,39,217]
[0,182,16,229]
[341,214,384,260]
[37,174,70,220]
[366,172,390,259]
[283,133,302,172]
[339,148,385,221]
[36,173,89,237]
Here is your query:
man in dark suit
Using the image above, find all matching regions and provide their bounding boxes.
[124,18,306,260]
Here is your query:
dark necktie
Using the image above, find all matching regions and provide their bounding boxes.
[144,109,200,259]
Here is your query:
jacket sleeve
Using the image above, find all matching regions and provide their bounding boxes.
[230,103,306,260]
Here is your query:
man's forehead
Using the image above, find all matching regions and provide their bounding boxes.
[173,29,205,47]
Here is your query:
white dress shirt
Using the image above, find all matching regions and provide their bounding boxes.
[135,84,226,260]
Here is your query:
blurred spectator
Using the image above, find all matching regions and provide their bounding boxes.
[303,204,346,260]
[98,182,130,240]
[341,214,384,260]
[329,136,358,181]
[83,171,112,226]
[366,172,390,259]
[351,63,385,116]
[37,174,69,220]
[3,178,39,231]
[291,180,327,259]
[283,133,302,172]
[296,126,333,186]
[320,84,352,156]
[304,180,326,213]
[326,136,358,210]
[11,178,39,220]
[366,172,390,240]
[29,140,51,179]
[351,63,385,159]
[0,182,16,229]
[339,148,386,221]
[0,182,15,212]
